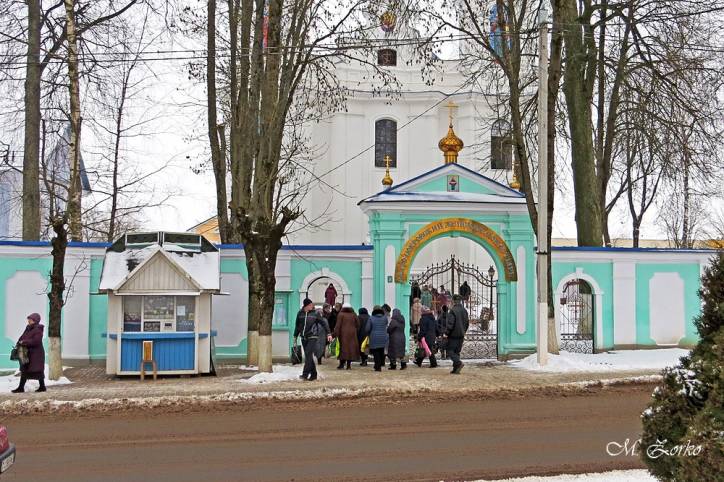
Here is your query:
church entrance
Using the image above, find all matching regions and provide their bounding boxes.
[411,254,498,359]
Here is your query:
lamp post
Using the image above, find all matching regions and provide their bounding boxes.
[536,6,549,366]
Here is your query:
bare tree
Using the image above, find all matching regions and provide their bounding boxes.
[8,0,142,240]
[201,0,423,371]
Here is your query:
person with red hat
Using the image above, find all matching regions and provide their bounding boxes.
[11,313,46,393]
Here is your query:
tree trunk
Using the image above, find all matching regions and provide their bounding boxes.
[632,220,641,248]
[65,0,83,241]
[48,215,68,381]
[206,0,231,244]
[244,239,279,372]
[22,0,42,240]
[107,79,126,242]
[559,0,603,247]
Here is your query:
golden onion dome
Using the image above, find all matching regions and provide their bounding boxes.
[438,122,464,164]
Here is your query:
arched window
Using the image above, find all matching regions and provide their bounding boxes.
[491,119,512,170]
[377,48,397,66]
[375,119,397,167]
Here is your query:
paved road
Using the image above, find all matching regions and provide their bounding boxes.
[3,385,651,482]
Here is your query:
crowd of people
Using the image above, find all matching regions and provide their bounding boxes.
[293,288,470,381]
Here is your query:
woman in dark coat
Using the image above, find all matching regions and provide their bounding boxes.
[387,308,407,370]
[367,306,389,372]
[414,306,439,368]
[12,312,46,393]
[357,307,371,366]
[314,308,331,364]
[324,283,338,305]
[333,304,360,369]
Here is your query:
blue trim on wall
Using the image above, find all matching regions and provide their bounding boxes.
[0,240,111,248]
[216,243,373,251]
[552,246,716,254]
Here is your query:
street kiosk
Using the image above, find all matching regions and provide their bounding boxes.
[99,232,220,376]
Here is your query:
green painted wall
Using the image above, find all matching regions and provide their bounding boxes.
[88,257,108,360]
[290,258,363,309]
[416,175,498,195]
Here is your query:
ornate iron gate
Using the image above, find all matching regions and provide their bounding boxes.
[559,279,594,353]
[411,255,498,359]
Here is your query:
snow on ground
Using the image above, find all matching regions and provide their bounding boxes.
[476,469,656,481]
[238,364,317,384]
[1,365,72,392]
[511,348,688,373]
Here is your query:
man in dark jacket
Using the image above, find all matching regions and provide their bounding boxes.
[445,295,469,374]
[414,306,439,368]
[294,299,329,381]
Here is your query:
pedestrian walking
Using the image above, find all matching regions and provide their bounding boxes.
[414,306,439,368]
[324,283,338,305]
[410,281,421,306]
[315,307,331,364]
[328,302,341,333]
[387,308,407,370]
[459,281,471,302]
[367,306,389,372]
[420,285,433,310]
[410,298,422,335]
[436,305,449,359]
[444,295,470,374]
[294,299,330,381]
[357,307,371,366]
[11,313,46,393]
[333,303,360,370]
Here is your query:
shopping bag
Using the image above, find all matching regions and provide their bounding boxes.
[360,336,369,352]
[329,339,341,357]
[420,338,432,357]
[291,343,303,365]
[414,345,425,360]
[10,346,19,361]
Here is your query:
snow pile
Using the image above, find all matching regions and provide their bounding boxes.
[1,365,72,392]
[477,469,656,481]
[238,365,317,384]
[512,348,689,373]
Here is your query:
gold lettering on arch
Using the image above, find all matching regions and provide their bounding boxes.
[394,218,518,283]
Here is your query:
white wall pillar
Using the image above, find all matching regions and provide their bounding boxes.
[384,245,396,306]
[612,262,636,346]
[62,256,91,360]
[516,245,526,334]
[362,257,374,309]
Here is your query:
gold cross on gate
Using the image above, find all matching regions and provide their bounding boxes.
[446,99,457,125]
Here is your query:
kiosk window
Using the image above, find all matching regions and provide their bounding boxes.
[176,296,196,332]
[122,295,199,333]
[123,297,142,332]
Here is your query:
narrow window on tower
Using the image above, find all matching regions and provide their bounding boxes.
[377,48,397,66]
[491,119,513,170]
[375,119,397,167]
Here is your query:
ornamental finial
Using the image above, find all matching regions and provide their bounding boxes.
[382,155,394,187]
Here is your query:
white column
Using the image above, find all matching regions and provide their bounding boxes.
[61,256,91,361]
